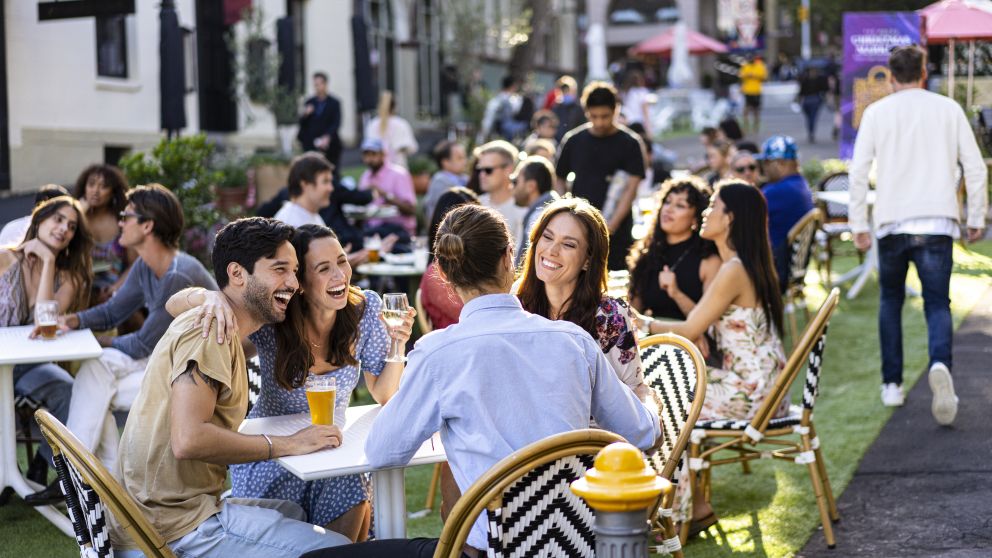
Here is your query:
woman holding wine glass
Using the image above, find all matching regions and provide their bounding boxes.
[167,224,415,542]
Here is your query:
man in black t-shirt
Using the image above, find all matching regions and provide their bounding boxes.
[555,81,645,270]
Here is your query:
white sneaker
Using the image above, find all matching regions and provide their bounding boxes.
[880,383,905,407]
[928,363,958,426]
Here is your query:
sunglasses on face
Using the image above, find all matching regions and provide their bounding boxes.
[478,165,508,175]
[734,164,758,173]
[118,211,146,222]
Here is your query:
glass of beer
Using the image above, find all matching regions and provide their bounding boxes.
[365,235,381,263]
[305,374,336,426]
[382,293,409,362]
[34,300,59,340]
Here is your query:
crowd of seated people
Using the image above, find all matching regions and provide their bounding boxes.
[0,73,830,555]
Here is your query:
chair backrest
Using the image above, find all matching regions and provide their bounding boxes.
[434,429,624,558]
[751,288,840,432]
[816,172,850,220]
[638,333,706,481]
[786,208,823,287]
[414,287,433,334]
[246,354,261,415]
[35,409,176,558]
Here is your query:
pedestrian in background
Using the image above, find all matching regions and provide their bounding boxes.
[849,45,987,422]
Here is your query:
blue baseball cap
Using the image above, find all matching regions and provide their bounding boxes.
[360,137,384,152]
[757,135,798,161]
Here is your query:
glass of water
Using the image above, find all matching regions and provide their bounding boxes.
[382,293,409,362]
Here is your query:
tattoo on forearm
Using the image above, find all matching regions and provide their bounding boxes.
[172,361,221,392]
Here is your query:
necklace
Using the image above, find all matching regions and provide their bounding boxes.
[663,240,694,272]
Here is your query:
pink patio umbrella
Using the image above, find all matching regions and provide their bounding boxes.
[629,26,729,57]
[919,0,992,105]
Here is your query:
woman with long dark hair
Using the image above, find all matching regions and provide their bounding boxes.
[627,176,721,320]
[74,164,132,304]
[419,187,479,329]
[517,197,645,392]
[167,224,415,542]
[639,180,786,530]
[1,196,92,496]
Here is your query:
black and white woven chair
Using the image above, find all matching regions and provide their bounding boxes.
[638,333,707,556]
[434,429,625,558]
[34,408,176,558]
[246,354,262,416]
[815,172,859,284]
[785,208,823,348]
[684,288,841,547]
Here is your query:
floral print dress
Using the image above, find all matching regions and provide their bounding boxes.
[230,290,390,526]
[594,296,644,389]
[673,304,786,522]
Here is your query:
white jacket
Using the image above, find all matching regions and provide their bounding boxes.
[849,88,988,232]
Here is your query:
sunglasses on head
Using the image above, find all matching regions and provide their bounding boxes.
[478,164,507,175]
[734,164,758,172]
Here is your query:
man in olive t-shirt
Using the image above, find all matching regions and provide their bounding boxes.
[112,218,350,557]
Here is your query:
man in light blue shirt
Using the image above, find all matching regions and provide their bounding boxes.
[369,293,660,551]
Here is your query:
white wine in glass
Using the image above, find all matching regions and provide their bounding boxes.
[382,293,409,362]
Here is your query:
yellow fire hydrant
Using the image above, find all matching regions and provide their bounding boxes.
[571,442,671,558]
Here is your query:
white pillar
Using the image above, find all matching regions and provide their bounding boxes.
[585,0,609,81]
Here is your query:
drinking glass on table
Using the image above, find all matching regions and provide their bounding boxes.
[382,293,409,362]
[305,374,337,426]
[34,300,59,340]
[365,235,382,263]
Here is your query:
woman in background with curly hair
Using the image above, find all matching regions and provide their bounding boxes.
[74,164,132,304]
[627,175,721,321]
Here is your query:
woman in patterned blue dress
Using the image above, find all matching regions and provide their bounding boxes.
[169,224,415,542]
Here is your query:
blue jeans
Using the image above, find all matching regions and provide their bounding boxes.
[13,362,73,464]
[877,234,953,385]
[117,498,350,558]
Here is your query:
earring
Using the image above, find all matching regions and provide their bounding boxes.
[691,224,698,231]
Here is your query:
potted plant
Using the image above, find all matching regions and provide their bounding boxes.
[229,6,302,156]
[118,134,223,266]
[214,156,251,213]
[249,151,291,209]
[408,155,436,196]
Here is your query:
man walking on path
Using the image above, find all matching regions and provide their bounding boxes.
[849,45,987,424]
[739,54,768,133]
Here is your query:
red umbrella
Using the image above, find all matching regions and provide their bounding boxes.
[918,0,992,105]
[629,26,728,56]
[919,0,992,43]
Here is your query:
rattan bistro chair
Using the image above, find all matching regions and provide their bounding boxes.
[638,333,707,556]
[785,208,824,348]
[683,288,841,547]
[34,408,176,558]
[434,429,625,558]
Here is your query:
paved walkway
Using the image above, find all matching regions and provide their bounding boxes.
[799,287,992,557]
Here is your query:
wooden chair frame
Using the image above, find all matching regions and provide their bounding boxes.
[638,333,707,557]
[434,429,625,558]
[785,207,824,348]
[35,408,176,558]
[815,172,861,284]
[684,289,841,547]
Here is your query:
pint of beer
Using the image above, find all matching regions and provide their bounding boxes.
[305,374,336,426]
[35,300,59,340]
[365,235,382,263]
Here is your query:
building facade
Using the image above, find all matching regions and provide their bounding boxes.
[1,0,579,193]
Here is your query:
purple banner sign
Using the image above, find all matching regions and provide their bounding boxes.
[840,12,921,159]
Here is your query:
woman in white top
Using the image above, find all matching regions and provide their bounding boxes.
[620,70,653,137]
[364,91,418,169]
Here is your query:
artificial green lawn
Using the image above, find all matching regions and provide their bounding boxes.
[4,241,991,557]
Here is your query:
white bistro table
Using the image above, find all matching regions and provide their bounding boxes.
[239,404,445,539]
[816,190,877,299]
[0,326,102,536]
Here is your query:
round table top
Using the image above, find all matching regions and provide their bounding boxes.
[355,262,426,277]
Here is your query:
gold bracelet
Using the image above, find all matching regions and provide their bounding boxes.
[261,434,273,460]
